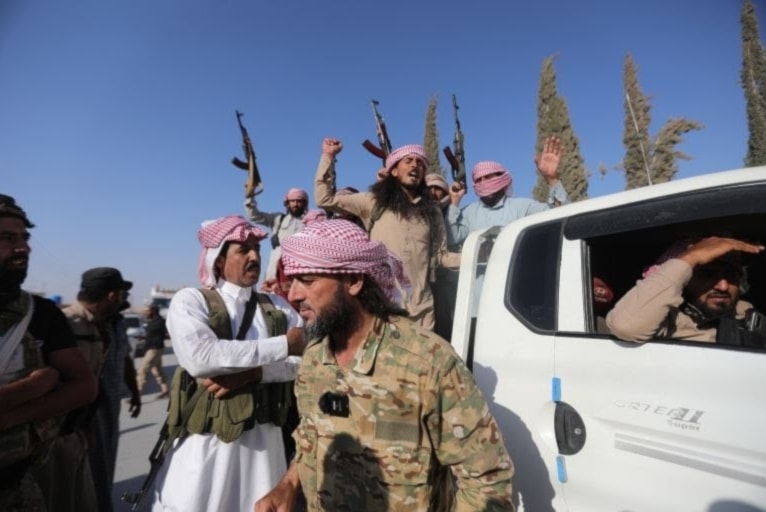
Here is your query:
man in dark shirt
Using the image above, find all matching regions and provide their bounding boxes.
[0,194,97,511]
[136,304,169,398]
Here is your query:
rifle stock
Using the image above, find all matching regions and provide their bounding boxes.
[362,99,392,165]
[443,94,466,185]
[362,139,388,159]
[232,110,264,198]
[121,424,170,511]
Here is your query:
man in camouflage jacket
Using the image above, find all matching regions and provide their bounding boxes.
[256,219,514,512]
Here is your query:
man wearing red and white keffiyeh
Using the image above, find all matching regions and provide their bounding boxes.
[257,219,514,512]
[313,138,460,332]
[154,214,306,512]
[446,136,570,248]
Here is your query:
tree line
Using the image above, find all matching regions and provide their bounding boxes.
[422,0,766,202]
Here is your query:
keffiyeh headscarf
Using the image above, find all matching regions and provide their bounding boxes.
[302,209,328,226]
[280,219,410,305]
[197,215,267,286]
[425,173,450,208]
[381,144,429,177]
[472,161,513,198]
[284,188,308,202]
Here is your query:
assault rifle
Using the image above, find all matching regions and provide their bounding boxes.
[442,94,466,187]
[362,99,392,165]
[232,110,264,198]
[121,424,171,511]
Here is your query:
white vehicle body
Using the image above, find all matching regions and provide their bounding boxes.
[452,167,766,511]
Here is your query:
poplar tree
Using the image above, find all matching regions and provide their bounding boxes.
[533,55,589,202]
[620,54,702,189]
[423,95,445,176]
[741,0,766,166]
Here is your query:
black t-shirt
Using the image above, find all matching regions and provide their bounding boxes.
[27,295,76,357]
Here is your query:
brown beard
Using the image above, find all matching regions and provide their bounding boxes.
[369,176,434,223]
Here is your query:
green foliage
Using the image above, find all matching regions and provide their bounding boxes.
[618,54,703,189]
[423,95,446,176]
[741,0,766,166]
[533,55,589,202]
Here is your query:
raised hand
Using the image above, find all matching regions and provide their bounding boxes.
[322,138,343,157]
[534,136,563,180]
[679,236,765,267]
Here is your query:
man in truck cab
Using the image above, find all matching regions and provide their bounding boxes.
[607,235,765,346]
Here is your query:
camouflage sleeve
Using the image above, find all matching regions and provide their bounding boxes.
[426,355,514,511]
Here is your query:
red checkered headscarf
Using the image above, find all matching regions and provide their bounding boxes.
[472,161,513,198]
[302,209,327,226]
[197,215,267,286]
[280,219,410,305]
[284,188,308,202]
[425,173,450,208]
[382,144,429,176]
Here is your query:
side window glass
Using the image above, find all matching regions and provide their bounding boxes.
[586,216,766,348]
[507,221,561,332]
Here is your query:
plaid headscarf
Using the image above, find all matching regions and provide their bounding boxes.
[472,161,513,198]
[302,209,328,226]
[425,173,450,208]
[284,188,308,202]
[280,219,410,304]
[197,215,267,286]
[382,144,429,176]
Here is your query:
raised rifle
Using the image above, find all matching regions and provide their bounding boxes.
[232,110,264,198]
[362,99,392,165]
[442,94,466,187]
[121,424,171,511]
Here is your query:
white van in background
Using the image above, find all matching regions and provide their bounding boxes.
[451,167,766,511]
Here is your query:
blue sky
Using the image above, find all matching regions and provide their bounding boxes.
[2,0,762,306]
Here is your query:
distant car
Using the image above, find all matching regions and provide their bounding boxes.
[123,312,147,357]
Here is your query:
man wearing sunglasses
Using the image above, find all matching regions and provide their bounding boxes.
[607,235,765,345]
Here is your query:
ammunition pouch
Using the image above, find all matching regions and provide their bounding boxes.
[167,367,294,444]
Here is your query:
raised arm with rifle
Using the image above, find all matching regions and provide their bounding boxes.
[442,94,466,190]
[232,110,264,198]
[362,99,392,165]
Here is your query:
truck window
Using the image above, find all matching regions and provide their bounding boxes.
[506,221,562,332]
[584,215,766,347]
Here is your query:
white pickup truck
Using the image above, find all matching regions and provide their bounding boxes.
[451,167,766,511]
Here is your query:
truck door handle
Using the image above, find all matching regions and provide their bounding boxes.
[554,401,586,455]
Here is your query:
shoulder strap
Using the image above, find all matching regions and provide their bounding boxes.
[198,288,258,340]
[237,294,258,340]
[255,293,287,336]
[198,288,232,339]
[0,292,35,374]
[368,204,385,235]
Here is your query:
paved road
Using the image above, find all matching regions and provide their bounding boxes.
[112,349,178,511]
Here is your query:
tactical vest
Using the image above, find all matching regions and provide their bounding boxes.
[166,290,293,443]
[0,293,59,470]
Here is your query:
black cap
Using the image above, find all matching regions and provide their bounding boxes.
[0,194,34,228]
[81,267,133,292]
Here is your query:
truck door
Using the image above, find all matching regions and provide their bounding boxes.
[550,184,766,511]
[457,221,568,512]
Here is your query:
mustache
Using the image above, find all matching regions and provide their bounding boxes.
[245,262,260,272]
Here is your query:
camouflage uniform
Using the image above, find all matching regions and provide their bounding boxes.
[293,316,514,511]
